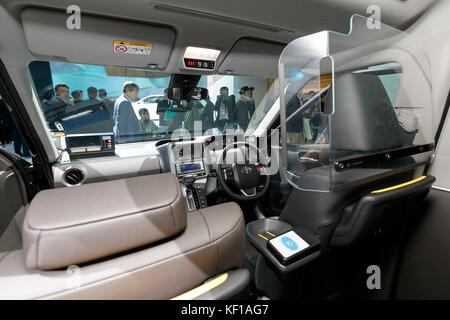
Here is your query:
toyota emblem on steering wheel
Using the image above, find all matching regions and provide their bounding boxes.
[241,166,252,174]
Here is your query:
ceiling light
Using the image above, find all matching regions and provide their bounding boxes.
[184,46,221,61]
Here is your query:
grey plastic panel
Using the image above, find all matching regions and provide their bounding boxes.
[0,156,27,237]
[53,155,161,188]
[218,38,284,77]
[21,8,175,68]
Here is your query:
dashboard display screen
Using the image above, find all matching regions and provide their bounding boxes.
[180,163,201,172]
[68,135,101,148]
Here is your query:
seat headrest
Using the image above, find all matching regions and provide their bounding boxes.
[22,173,187,270]
[325,73,416,152]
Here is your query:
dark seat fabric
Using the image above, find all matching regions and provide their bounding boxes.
[280,73,429,247]
[248,73,433,299]
[326,73,417,153]
[331,175,435,246]
[279,169,420,247]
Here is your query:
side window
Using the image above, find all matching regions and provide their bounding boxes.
[0,95,32,162]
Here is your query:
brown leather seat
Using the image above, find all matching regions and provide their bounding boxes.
[0,173,246,299]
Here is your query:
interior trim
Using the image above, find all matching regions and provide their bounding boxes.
[171,273,228,300]
[425,90,450,175]
[0,60,53,189]
[257,233,269,241]
[371,175,426,194]
[434,90,450,146]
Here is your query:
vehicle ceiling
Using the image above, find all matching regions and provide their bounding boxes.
[0,0,436,75]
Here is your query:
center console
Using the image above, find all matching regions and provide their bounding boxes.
[163,134,245,212]
[246,218,321,299]
[170,141,209,211]
[175,160,205,178]
[246,218,321,273]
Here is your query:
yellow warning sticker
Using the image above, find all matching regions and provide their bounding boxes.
[113,40,152,55]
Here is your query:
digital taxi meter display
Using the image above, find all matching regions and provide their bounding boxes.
[65,133,115,159]
[183,46,220,70]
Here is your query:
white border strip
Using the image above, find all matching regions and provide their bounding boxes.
[432,185,450,193]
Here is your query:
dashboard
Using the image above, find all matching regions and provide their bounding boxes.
[155,134,246,211]
[53,133,256,211]
[171,141,207,179]
[158,134,246,179]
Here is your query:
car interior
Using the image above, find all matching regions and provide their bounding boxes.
[0,0,449,300]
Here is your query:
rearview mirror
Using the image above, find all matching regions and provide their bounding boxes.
[167,87,208,100]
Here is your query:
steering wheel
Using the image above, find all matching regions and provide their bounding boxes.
[216,141,271,201]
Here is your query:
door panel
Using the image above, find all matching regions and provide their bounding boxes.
[394,188,450,299]
[0,151,28,251]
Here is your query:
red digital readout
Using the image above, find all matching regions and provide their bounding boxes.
[185,58,214,69]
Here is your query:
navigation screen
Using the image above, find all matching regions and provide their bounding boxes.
[181,163,201,172]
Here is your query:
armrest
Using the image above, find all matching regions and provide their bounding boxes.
[246,218,321,273]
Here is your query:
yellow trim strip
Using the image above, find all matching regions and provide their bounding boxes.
[371,176,426,194]
[171,273,228,300]
[266,231,276,237]
[258,234,269,241]
[113,40,152,47]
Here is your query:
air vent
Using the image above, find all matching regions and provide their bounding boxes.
[63,168,85,186]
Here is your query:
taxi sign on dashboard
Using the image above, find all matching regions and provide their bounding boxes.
[113,40,152,55]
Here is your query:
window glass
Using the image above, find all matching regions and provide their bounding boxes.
[28,61,278,145]
[285,64,402,146]
[377,73,401,106]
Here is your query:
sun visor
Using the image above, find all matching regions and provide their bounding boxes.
[21,8,175,69]
[279,15,434,192]
[219,38,285,77]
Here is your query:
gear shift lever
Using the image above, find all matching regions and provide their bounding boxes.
[183,176,197,211]
[183,176,195,190]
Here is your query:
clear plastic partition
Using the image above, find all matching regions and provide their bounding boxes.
[279,15,434,191]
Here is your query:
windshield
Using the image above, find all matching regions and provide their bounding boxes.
[28,61,279,145]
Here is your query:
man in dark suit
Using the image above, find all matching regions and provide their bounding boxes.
[233,86,255,131]
[156,89,172,126]
[86,86,107,110]
[286,91,304,144]
[54,83,74,106]
[66,89,90,114]
[214,86,235,130]
[99,89,115,119]
[113,82,141,143]
[202,95,215,132]
[45,83,73,122]
[184,97,203,133]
